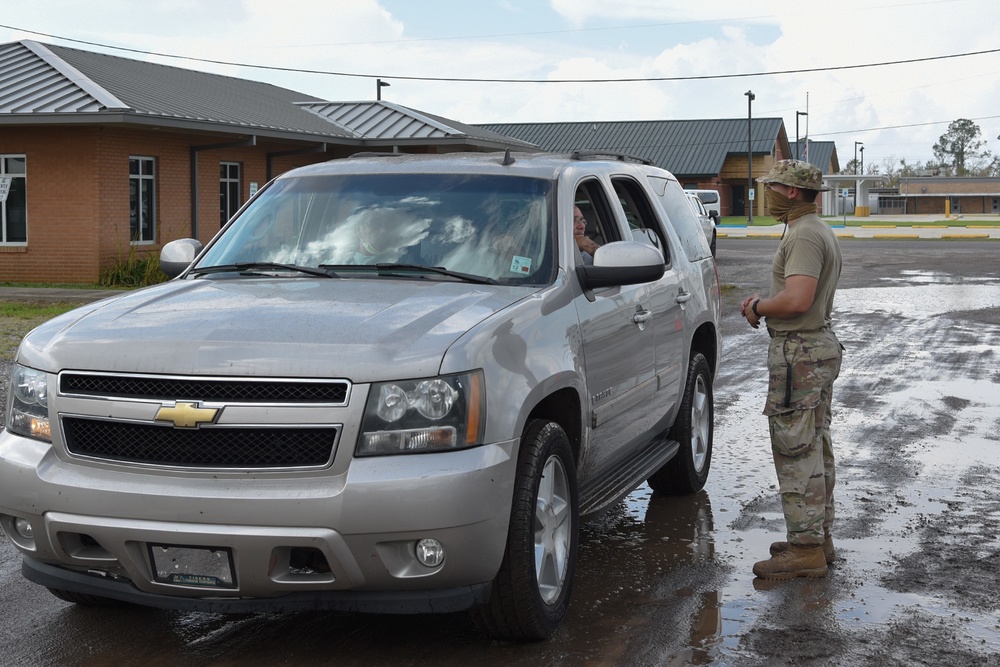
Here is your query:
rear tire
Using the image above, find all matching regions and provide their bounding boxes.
[471,419,579,641]
[648,352,713,495]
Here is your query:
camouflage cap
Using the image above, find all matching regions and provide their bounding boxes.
[757,159,830,191]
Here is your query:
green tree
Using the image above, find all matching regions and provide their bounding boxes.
[933,118,991,176]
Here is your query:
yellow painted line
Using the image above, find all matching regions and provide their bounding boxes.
[861,225,896,229]
[943,234,990,239]
[717,232,729,238]
[835,233,856,239]
[968,225,1000,229]
[747,233,782,238]
[874,234,918,239]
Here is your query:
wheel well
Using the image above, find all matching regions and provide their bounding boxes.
[525,388,582,465]
[690,322,719,373]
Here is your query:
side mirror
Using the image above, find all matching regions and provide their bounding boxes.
[160,238,204,278]
[576,241,665,290]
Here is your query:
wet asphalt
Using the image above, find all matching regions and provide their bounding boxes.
[1,237,999,665]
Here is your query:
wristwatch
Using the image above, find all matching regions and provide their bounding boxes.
[751,298,761,317]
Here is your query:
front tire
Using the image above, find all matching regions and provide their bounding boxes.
[472,419,579,641]
[648,352,713,495]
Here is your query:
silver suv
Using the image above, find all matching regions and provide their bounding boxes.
[1,151,720,641]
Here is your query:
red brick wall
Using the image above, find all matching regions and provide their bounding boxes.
[0,126,102,283]
[0,125,336,283]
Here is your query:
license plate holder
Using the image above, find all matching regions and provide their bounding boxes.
[149,544,236,588]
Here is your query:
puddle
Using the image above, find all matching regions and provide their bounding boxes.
[835,283,1000,317]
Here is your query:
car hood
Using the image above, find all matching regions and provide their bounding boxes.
[18,278,532,382]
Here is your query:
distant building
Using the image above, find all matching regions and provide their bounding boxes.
[0,40,531,283]
[480,122,840,218]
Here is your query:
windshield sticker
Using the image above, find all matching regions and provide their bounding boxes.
[509,256,532,275]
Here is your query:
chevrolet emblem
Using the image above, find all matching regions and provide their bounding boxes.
[155,402,220,428]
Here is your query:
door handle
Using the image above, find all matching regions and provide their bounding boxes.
[676,291,692,304]
[633,309,652,329]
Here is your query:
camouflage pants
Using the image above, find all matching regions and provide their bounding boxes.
[764,328,842,546]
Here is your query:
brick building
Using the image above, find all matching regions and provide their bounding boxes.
[0,40,530,283]
[896,176,1000,215]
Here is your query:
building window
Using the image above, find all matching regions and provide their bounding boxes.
[1,155,27,244]
[129,157,156,243]
[220,162,241,227]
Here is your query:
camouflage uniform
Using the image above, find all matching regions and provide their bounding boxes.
[765,328,841,545]
[757,159,843,548]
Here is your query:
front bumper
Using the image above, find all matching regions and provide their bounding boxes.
[22,558,492,614]
[0,429,516,612]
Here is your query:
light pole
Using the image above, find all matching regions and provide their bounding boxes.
[854,141,863,208]
[796,111,808,160]
[860,145,865,175]
[376,79,390,101]
[746,90,755,225]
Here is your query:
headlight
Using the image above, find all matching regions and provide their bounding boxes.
[6,364,52,442]
[357,371,484,456]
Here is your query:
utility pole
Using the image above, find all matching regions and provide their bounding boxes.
[854,141,864,209]
[796,111,808,160]
[746,90,755,225]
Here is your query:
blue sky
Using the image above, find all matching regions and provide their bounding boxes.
[3,0,999,170]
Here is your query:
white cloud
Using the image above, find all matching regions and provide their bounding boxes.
[4,0,1000,166]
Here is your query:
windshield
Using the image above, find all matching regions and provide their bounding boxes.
[196,172,555,285]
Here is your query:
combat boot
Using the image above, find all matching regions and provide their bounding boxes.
[753,543,828,580]
[770,535,836,564]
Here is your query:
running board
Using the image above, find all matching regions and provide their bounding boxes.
[578,436,680,518]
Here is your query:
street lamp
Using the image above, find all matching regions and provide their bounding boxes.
[746,90,755,225]
[796,111,808,160]
[376,79,390,101]
[854,141,864,208]
[860,145,865,175]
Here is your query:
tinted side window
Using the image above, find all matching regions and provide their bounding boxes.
[647,176,712,262]
[612,178,669,263]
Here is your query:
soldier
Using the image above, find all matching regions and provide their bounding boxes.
[740,159,844,580]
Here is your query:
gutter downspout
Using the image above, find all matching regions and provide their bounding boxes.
[190,136,257,239]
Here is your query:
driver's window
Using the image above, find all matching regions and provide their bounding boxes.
[573,180,618,265]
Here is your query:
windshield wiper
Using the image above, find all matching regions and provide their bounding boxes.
[318,263,498,285]
[189,262,335,278]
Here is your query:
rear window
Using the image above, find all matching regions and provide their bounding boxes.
[696,191,719,205]
[647,177,713,262]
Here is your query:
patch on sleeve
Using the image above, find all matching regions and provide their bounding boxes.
[509,255,532,275]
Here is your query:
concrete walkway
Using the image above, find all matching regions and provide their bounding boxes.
[719,214,1000,239]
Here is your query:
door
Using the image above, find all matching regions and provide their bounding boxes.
[732,184,746,216]
[573,179,656,475]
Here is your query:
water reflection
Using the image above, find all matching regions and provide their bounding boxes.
[568,489,725,665]
[835,283,1000,317]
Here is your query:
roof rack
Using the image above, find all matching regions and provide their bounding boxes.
[570,150,654,166]
[348,151,406,159]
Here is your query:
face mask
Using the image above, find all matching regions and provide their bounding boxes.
[765,187,817,223]
[765,187,794,222]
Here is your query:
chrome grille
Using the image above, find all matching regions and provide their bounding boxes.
[60,373,349,404]
[63,418,337,468]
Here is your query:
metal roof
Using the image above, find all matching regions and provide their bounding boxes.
[477,118,788,176]
[792,140,840,174]
[0,40,531,149]
[299,100,535,147]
